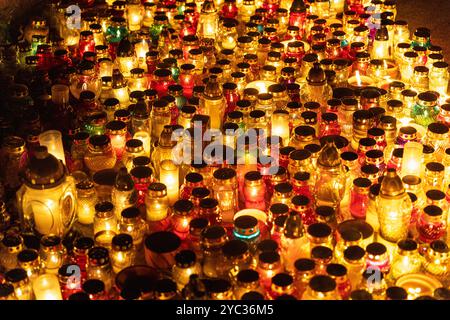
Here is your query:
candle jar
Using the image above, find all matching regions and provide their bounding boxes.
[87,246,113,292]
[376,169,412,243]
[201,226,228,277]
[411,91,440,127]
[172,250,202,290]
[82,279,107,300]
[5,268,33,300]
[220,240,253,280]
[349,178,371,219]
[78,31,95,58]
[422,123,449,162]
[180,173,204,200]
[326,263,352,300]
[302,275,340,300]
[417,205,446,243]
[366,242,390,275]
[84,135,117,174]
[69,61,101,100]
[106,121,129,161]
[127,1,144,31]
[39,235,66,275]
[118,207,147,248]
[110,234,135,274]
[151,100,172,141]
[243,171,266,211]
[17,146,76,237]
[424,162,445,191]
[429,62,449,96]
[267,272,297,299]
[358,268,387,300]
[211,168,238,224]
[145,182,170,223]
[123,140,146,171]
[94,201,118,237]
[18,249,40,280]
[423,240,449,285]
[256,251,284,290]
[201,75,226,130]
[32,274,63,300]
[58,264,82,300]
[0,283,17,300]
[38,130,66,165]
[341,245,365,289]
[75,180,98,226]
[128,68,148,92]
[233,269,264,299]
[179,64,196,99]
[159,159,180,206]
[387,239,422,283]
[171,200,194,240]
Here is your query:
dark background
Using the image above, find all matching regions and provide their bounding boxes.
[397,0,450,54]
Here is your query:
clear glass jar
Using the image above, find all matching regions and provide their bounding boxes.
[118,207,147,248]
[151,100,172,141]
[40,235,66,275]
[111,167,137,219]
[110,234,135,274]
[122,139,146,171]
[387,239,422,283]
[94,201,117,237]
[76,180,97,225]
[423,240,450,287]
[84,135,117,174]
[18,249,40,280]
[212,168,238,224]
[69,60,101,100]
[0,234,23,271]
[280,212,309,272]
[145,182,170,222]
[17,146,76,237]
[87,246,113,292]
[201,225,228,278]
[5,268,33,300]
[422,123,449,162]
[172,249,202,290]
[429,61,449,96]
[302,275,340,300]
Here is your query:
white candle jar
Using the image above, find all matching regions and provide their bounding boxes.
[16,146,76,237]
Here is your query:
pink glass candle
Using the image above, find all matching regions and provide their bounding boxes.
[350,178,371,219]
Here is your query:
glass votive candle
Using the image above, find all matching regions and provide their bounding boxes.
[32,274,63,300]
[93,201,117,236]
[38,130,66,165]
[110,233,135,274]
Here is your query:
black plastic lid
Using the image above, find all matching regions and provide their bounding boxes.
[340,151,358,162]
[274,182,293,194]
[386,286,408,300]
[199,198,219,209]
[222,240,248,258]
[189,217,209,233]
[293,172,311,183]
[272,273,293,287]
[424,205,443,217]
[191,187,210,199]
[294,125,315,137]
[311,246,333,260]
[145,232,181,254]
[202,226,226,241]
[241,291,265,300]
[326,263,347,277]
[307,223,332,238]
[120,286,142,300]
[434,287,450,300]
[213,167,236,180]
[175,250,196,268]
[237,269,259,283]
[2,234,22,247]
[309,275,336,292]
[344,246,365,261]
[426,162,445,172]
[426,189,446,201]
[18,249,38,263]
[74,237,94,251]
[121,207,140,219]
[366,242,387,256]
[350,289,373,300]
[234,215,258,230]
[269,203,289,216]
[82,279,105,294]
[294,258,315,272]
[287,189,308,206]
[95,201,114,213]
[89,134,110,147]
[5,268,28,283]
[257,239,278,253]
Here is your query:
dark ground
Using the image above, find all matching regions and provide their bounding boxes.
[396,0,450,54]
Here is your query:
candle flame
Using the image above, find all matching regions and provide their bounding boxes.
[355,71,362,86]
